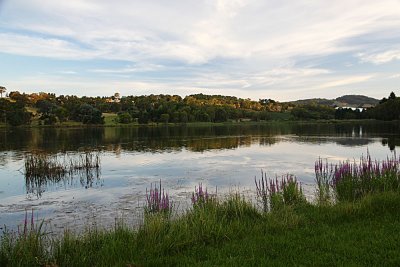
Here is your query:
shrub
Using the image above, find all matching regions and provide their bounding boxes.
[117,112,133,124]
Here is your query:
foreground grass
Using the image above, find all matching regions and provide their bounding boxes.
[1,192,400,266]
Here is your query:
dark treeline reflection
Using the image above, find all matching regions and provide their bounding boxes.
[0,122,399,156]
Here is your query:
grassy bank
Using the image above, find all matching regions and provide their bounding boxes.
[1,192,400,266]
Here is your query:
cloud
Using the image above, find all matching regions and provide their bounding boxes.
[358,50,400,64]
[89,64,164,74]
[1,0,400,99]
[0,33,99,60]
[2,0,399,64]
[318,75,374,89]
[58,71,77,75]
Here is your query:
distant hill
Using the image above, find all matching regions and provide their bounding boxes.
[289,98,335,106]
[335,95,379,107]
[289,95,379,108]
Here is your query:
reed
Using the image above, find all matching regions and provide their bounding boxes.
[24,151,101,197]
[255,171,305,212]
[191,183,216,209]
[315,152,400,202]
[315,158,334,204]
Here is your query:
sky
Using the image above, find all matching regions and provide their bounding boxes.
[0,0,400,101]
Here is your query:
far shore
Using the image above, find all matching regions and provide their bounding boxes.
[0,117,390,129]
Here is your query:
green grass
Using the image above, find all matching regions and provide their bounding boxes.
[1,192,400,266]
[103,113,119,126]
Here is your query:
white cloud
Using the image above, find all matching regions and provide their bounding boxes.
[0,33,99,60]
[58,71,77,75]
[318,75,374,89]
[1,0,399,64]
[1,0,400,99]
[358,50,400,64]
[89,64,164,74]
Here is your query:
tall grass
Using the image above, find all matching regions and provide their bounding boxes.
[315,158,333,204]
[2,189,400,266]
[255,171,305,212]
[315,152,400,202]
[191,183,216,209]
[0,210,48,267]
[24,151,101,197]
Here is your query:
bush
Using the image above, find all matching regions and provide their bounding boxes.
[77,104,104,124]
[117,112,133,124]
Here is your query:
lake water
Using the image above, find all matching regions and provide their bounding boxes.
[0,122,399,232]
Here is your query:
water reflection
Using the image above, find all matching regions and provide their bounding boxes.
[0,122,399,156]
[24,152,102,198]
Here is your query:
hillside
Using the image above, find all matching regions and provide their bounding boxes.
[335,95,379,107]
[289,98,335,106]
[289,95,379,108]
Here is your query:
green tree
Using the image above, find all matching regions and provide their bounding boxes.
[77,104,104,124]
[6,101,32,126]
[214,107,228,122]
[179,111,188,123]
[117,112,133,124]
[160,113,170,123]
[370,97,400,120]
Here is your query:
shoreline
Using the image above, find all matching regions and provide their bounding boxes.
[1,190,399,266]
[0,118,392,129]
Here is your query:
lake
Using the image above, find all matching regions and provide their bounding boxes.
[0,121,399,232]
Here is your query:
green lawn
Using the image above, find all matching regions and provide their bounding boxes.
[103,113,119,126]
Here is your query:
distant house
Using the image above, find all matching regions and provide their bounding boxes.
[106,92,121,103]
[335,107,364,112]
[361,104,374,109]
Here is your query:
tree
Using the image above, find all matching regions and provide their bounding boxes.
[214,107,228,122]
[291,104,335,120]
[370,97,400,120]
[117,112,133,124]
[2,100,32,126]
[0,86,6,98]
[160,113,170,123]
[9,91,30,105]
[77,104,104,124]
[389,91,396,100]
[36,100,60,125]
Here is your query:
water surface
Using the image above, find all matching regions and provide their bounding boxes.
[0,122,399,232]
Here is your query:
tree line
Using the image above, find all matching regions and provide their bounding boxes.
[290,92,399,121]
[0,91,289,126]
[0,89,398,126]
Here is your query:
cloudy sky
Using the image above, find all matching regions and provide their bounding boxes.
[0,0,400,101]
